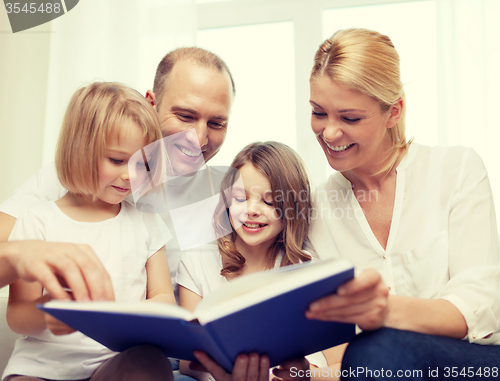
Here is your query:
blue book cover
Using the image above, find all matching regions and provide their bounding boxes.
[39,258,355,372]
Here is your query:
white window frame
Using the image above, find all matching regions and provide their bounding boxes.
[196,0,430,184]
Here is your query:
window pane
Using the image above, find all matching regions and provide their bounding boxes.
[197,22,296,167]
[323,1,437,175]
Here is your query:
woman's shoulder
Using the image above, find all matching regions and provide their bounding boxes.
[406,143,484,173]
[403,143,488,196]
[408,142,477,158]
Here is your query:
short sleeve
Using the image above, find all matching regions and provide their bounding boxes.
[176,252,203,296]
[0,163,66,219]
[8,207,48,242]
[139,206,172,258]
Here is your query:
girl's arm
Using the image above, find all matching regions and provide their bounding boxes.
[145,246,175,304]
[8,278,76,336]
[7,278,47,335]
[179,285,209,381]
[179,284,203,312]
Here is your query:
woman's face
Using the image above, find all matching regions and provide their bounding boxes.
[309,75,401,174]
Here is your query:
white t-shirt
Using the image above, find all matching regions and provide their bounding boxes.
[176,247,327,368]
[3,201,171,380]
[309,143,500,344]
[0,163,227,299]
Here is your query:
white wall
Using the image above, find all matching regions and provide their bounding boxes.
[0,6,50,203]
[0,287,20,373]
[1,0,499,216]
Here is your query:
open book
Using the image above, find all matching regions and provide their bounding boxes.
[40,258,355,372]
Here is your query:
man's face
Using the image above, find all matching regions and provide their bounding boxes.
[150,60,233,175]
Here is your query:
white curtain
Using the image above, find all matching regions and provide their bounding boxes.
[38,0,500,218]
[41,0,197,164]
[436,0,500,219]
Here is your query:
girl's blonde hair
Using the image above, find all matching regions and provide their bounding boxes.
[310,28,411,173]
[55,82,163,197]
[214,141,312,279]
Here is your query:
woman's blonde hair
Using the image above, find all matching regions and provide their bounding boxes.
[55,82,163,197]
[310,28,411,173]
[214,141,312,279]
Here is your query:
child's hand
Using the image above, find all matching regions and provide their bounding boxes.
[194,351,270,381]
[44,312,76,335]
[272,358,311,381]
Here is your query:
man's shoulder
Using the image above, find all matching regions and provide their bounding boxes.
[1,163,66,218]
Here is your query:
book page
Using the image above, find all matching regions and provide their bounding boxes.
[195,258,352,324]
[42,300,195,321]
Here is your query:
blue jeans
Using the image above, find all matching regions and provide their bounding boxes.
[341,328,500,380]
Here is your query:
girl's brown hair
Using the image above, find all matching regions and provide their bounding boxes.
[214,141,312,279]
[55,82,163,197]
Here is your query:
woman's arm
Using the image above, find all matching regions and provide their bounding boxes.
[306,269,468,338]
[145,246,175,304]
[385,296,467,339]
[306,268,388,331]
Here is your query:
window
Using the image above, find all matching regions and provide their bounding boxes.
[322,1,438,175]
[197,22,296,167]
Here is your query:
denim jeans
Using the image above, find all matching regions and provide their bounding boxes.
[341,328,500,380]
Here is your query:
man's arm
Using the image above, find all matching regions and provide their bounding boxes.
[0,240,114,301]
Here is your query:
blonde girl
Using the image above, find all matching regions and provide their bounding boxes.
[3,82,175,381]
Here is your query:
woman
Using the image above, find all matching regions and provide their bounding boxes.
[190,29,500,381]
[306,28,500,379]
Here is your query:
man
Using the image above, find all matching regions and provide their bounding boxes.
[146,47,235,171]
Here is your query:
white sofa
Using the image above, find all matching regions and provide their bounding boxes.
[0,288,20,374]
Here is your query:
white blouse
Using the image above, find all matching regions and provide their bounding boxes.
[309,143,500,344]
